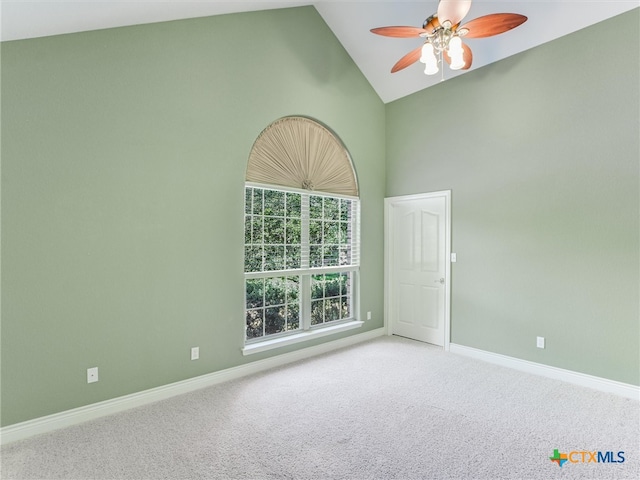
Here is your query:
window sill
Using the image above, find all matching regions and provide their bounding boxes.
[242,320,364,356]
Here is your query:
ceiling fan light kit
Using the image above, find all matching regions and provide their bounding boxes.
[371,0,527,77]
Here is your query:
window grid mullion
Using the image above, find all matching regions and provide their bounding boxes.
[245,264,358,279]
[283,193,288,270]
[262,278,266,338]
[301,195,309,269]
[321,197,325,268]
[301,274,311,331]
[351,200,360,266]
[322,274,326,324]
[283,279,288,332]
[261,189,266,271]
[301,194,310,330]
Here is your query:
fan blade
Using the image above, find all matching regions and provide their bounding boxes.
[370,26,428,38]
[460,13,527,39]
[443,42,473,70]
[391,45,424,73]
[437,0,473,26]
[461,42,473,69]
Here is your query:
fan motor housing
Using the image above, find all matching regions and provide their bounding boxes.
[423,14,440,33]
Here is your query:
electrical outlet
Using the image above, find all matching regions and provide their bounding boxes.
[536,336,545,349]
[87,367,99,383]
[191,347,199,360]
[366,311,371,320]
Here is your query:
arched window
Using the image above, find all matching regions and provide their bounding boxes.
[243,117,361,353]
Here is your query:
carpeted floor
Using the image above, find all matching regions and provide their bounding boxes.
[1,336,638,479]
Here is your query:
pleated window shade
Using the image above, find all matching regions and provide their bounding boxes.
[246,117,359,197]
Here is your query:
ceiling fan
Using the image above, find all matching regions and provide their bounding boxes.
[371,0,527,76]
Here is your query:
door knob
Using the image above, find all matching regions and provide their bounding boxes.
[435,278,444,284]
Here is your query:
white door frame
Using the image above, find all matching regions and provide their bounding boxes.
[384,191,452,351]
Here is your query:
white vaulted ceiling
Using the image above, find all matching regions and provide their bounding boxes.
[1,1,637,103]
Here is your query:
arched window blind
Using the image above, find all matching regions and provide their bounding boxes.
[246,116,358,197]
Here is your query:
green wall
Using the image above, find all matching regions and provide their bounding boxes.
[386,9,639,385]
[2,6,638,429]
[0,7,386,426]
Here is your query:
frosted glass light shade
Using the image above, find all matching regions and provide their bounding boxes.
[420,43,439,75]
[448,36,465,70]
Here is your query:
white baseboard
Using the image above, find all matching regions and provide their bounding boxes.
[0,328,385,445]
[449,343,640,401]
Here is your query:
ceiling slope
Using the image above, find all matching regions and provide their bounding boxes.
[2,1,638,103]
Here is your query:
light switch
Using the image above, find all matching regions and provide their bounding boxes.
[451,253,457,262]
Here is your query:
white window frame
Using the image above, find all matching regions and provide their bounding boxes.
[242,183,362,355]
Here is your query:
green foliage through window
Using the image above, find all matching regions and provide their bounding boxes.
[246,277,300,339]
[245,188,302,273]
[244,185,358,341]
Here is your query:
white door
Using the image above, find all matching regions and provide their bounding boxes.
[385,192,450,347]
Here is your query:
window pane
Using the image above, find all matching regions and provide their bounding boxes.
[285,246,301,269]
[311,275,324,300]
[264,190,285,217]
[310,195,323,219]
[251,216,263,244]
[265,307,285,335]
[246,309,263,339]
[252,189,263,214]
[245,216,252,244]
[309,246,322,268]
[324,197,339,220]
[286,218,301,244]
[340,199,351,221]
[339,221,349,244]
[340,296,350,319]
[244,246,262,273]
[309,220,322,244]
[325,274,341,297]
[264,278,286,306]
[246,279,264,308]
[323,221,339,245]
[340,273,349,296]
[286,193,301,218]
[323,245,339,266]
[264,246,285,271]
[245,188,252,214]
[264,217,284,244]
[286,276,300,303]
[339,247,351,266]
[311,300,324,325]
[326,298,340,322]
[286,304,300,331]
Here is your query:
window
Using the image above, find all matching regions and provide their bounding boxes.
[244,185,360,343]
[243,116,360,352]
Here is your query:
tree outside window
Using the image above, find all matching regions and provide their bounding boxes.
[244,185,359,341]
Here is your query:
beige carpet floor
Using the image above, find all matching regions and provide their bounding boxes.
[1,336,638,479]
